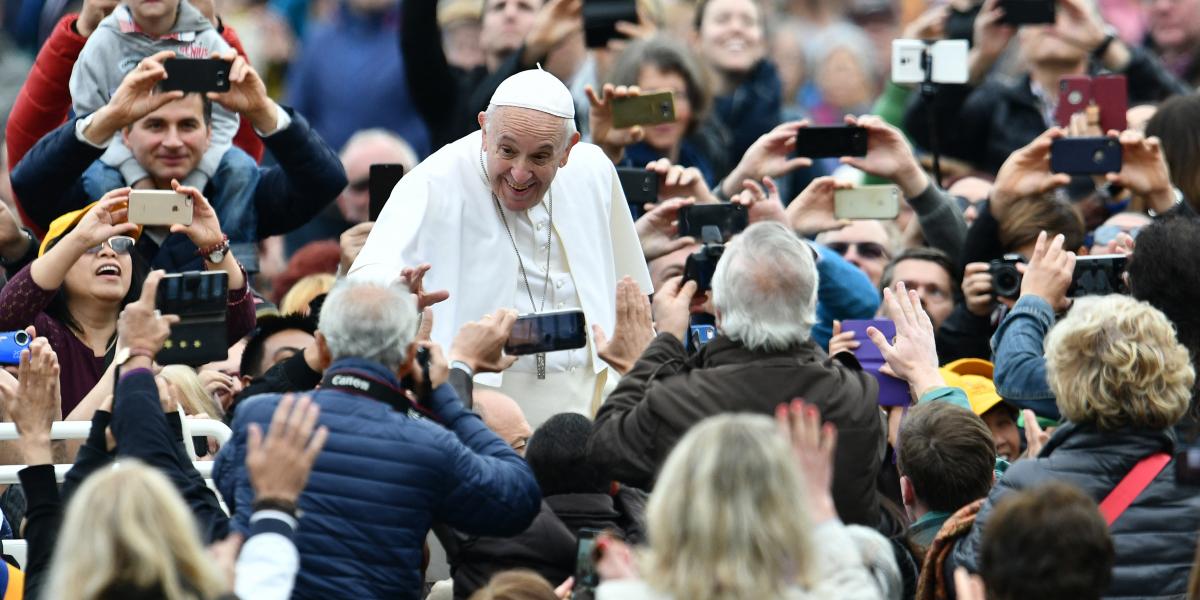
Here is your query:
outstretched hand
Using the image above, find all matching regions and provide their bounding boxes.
[594,277,655,375]
[722,121,813,198]
[0,330,61,465]
[866,282,944,397]
[587,84,645,163]
[775,398,838,523]
[246,394,328,504]
[399,264,450,311]
[635,197,697,261]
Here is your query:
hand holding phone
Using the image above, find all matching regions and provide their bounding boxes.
[794,126,868,158]
[503,310,588,356]
[1050,137,1122,175]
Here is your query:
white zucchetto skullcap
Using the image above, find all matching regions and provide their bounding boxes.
[488,67,575,120]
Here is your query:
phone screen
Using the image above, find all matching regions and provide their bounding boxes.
[1069,254,1127,297]
[160,58,231,93]
[617,167,658,219]
[369,163,406,221]
[504,310,588,356]
[794,126,868,158]
[677,205,748,241]
[157,271,228,317]
[574,529,602,600]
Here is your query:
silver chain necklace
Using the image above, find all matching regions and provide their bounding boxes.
[481,150,554,378]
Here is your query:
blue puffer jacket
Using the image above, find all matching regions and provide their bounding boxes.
[213,358,542,599]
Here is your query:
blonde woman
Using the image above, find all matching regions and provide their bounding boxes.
[159,365,225,420]
[593,403,897,600]
[279,273,336,315]
[949,292,1200,598]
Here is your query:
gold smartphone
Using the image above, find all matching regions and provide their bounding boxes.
[834,185,901,220]
[611,92,676,129]
[128,190,194,226]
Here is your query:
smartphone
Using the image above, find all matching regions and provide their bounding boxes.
[0,330,30,366]
[582,0,637,48]
[368,163,406,221]
[839,320,910,406]
[834,185,901,220]
[794,126,868,158]
[683,243,724,292]
[1068,254,1127,297]
[573,528,603,600]
[128,190,193,226]
[999,0,1056,25]
[1055,75,1092,128]
[156,271,230,365]
[1092,74,1128,133]
[611,92,676,129]
[617,167,658,220]
[504,310,588,356]
[1050,137,1122,174]
[160,58,231,93]
[677,204,749,241]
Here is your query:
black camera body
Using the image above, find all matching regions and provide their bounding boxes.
[683,225,725,292]
[989,254,1026,300]
[156,271,229,366]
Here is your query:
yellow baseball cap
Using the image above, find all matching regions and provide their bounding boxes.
[39,201,142,257]
[939,358,1006,417]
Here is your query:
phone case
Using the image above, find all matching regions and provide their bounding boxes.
[616,167,658,205]
[1092,75,1128,133]
[160,58,231,93]
[156,271,229,366]
[794,126,868,158]
[834,185,901,220]
[611,92,676,129]
[1055,75,1092,127]
[999,0,1056,25]
[839,320,910,407]
[128,190,193,226]
[582,0,637,48]
[1050,137,1122,174]
[504,310,588,356]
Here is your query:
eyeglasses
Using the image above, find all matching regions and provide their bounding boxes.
[1092,224,1142,248]
[825,241,889,260]
[347,178,370,193]
[84,236,136,255]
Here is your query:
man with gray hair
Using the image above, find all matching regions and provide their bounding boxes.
[214,277,542,600]
[350,68,651,427]
[586,222,886,528]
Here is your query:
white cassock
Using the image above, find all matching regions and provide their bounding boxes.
[348,130,651,426]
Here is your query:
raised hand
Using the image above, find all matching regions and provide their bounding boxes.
[64,189,140,249]
[594,277,655,375]
[399,263,450,311]
[524,0,584,64]
[0,333,61,465]
[339,222,374,274]
[89,51,183,142]
[1018,231,1076,313]
[635,197,696,261]
[722,121,813,198]
[732,177,787,226]
[76,0,120,37]
[775,398,838,523]
[206,50,277,133]
[651,276,696,342]
[644,158,718,204]
[786,176,853,236]
[840,115,929,198]
[246,394,328,504]
[1107,129,1176,214]
[169,180,225,250]
[962,262,996,317]
[449,309,520,374]
[117,270,181,356]
[991,128,1072,220]
[586,84,646,163]
[827,320,860,357]
[866,282,945,397]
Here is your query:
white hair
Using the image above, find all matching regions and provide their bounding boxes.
[318,277,419,368]
[339,128,420,171]
[712,222,819,352]
[484,104,578,152]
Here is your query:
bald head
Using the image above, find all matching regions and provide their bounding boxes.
[474,389,533,455]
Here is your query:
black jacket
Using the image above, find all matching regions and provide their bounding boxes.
[952,422,1200,599]
[905,47,1190,174]
[587,332,885,527]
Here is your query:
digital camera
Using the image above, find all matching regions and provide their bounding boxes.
[0,330,31,366]
[989,254,1026,300]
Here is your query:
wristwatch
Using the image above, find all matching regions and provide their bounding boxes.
[1091,26,1119,60]
[197,234,230,264]
[113,347,155,375]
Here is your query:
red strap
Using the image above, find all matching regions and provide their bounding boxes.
[1098,452,1171,527]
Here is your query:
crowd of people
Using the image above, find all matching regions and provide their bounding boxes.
[0,0,1199,598]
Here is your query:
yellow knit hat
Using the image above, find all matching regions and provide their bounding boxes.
[939,358,1006,417]
[38,201,143,257]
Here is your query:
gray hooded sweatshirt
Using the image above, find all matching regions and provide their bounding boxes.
[69,0,237,186]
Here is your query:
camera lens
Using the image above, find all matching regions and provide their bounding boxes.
[1093,150,1105,163]
[13,331,29,345]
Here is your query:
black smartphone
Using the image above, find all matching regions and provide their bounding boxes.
[160,58,231,93]
[1050,137,1122,175]
[794,126,868,158]
[1068,254,1128,297]
[368,163,406,221]
[677,204,749,241]
[617,167,658,219]
[573,528,602,600]
[156,271,229,365]
[683,243,725,292]
[504,310,588,356]
[583,0,637,48]
[999,0,1056,25]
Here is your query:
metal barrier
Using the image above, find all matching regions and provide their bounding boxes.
[0,420,231,445]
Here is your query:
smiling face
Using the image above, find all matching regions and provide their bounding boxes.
[62,242,134,307]
[638,65,693,152]
[478,107,579,212]
[697,0,765,76]
[123,95,211,189]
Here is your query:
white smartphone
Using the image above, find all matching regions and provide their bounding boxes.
[128,190,193,226]
[891,39,968,85]
[834,185,902,220]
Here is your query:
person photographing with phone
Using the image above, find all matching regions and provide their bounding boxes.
[349,68,651,427]
[0,184,255,417]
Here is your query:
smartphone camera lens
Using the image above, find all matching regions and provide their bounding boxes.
[1093,150,1106,163]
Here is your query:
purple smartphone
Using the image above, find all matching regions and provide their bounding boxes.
[840,319,910,407]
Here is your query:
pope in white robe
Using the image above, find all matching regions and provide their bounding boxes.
[348,69,652,426]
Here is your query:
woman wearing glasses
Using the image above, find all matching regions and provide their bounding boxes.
[0,185,255,416]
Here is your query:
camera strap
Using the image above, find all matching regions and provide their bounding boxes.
[319,368,442,424]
